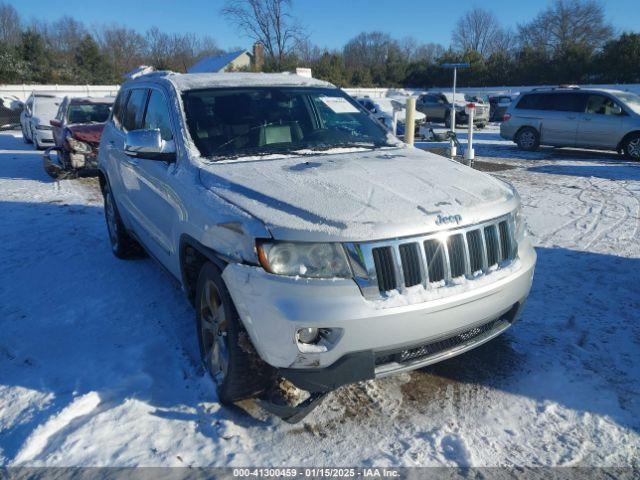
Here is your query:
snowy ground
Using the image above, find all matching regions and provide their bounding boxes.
[1,126,639,467]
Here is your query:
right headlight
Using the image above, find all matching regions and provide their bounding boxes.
[256,241,352,279]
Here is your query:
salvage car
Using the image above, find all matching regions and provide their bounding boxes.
[356,96,426,136]
[417,92,489,128]
[20,93,62,149]
[44,96,114,177]
[98,72,536,421]
[501,87,640,160]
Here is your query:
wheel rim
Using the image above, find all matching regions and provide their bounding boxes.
[627,138,640,159]
[200,280,229,383]
[520,131,535,148]
[104,189,119,248]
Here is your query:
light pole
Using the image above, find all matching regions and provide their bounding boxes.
[440,63,470,157]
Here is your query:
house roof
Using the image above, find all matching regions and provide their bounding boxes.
[187,50,249,74]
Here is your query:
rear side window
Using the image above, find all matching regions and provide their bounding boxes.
[143,90,173,141]
[122,89,148,132]
[516,92,586,112]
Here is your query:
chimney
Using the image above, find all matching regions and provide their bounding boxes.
[252,42,264,72]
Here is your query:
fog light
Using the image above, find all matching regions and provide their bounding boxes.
[296,327,320,344]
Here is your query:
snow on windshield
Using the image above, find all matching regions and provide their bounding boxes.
[33,97,61,119]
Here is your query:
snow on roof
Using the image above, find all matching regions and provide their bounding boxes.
[163,72,334,91]
[187,51,248,74]
[124,65,155,80]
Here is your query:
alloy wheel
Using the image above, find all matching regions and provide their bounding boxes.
[519,131,536,149]
[627,138,640,159]
[200,280,229,383]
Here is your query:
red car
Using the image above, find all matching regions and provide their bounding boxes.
[44,96,114,178]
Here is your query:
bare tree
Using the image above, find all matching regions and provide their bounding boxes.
[399,37,444,63]
[0,2,20,46]
[221,0,306,69]
[97,24,147,79]
[518,0,613,54]
[343,31,398,69]
[451,8,506,57]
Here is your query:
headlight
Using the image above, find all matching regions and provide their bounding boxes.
[66,137,91,154]
[257,241,351,278]
[514,207,527,240]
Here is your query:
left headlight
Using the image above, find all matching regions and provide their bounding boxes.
[66,137,91,154]
[257,241,352,278]
[514,207,527,241]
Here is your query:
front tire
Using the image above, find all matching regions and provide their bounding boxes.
[195,262,272,405]
[622,133,640,161]
[103,181,142,258]
[516,127,540,151]
[444,111,451,129]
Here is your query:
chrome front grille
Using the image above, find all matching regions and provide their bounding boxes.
[346,214,517,299]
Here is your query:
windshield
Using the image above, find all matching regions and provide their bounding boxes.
[182,87,392,159]
[33,97,61,118]
[615,92,640,115]
[67,103,112,124]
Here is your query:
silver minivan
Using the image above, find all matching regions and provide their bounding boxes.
[500,87,640,160]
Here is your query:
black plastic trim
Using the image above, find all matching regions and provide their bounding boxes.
[279,350,376,393]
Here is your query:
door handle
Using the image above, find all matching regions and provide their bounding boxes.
[566,116,576,120]
[582,117,592,121]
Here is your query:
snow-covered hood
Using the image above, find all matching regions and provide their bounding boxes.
[198,147,517,242]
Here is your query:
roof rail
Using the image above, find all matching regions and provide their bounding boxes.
[530,85,581,92]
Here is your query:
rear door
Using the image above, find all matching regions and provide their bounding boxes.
[106,88,149,229]
[538,93,587,147]
[576,94,626,149]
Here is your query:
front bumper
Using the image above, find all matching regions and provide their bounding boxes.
[222,238,536,387]
[34,128,54,144]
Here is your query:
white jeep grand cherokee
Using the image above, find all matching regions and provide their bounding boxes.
[98,72,536,421]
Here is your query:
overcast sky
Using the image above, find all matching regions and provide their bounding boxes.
[11,0,640,50]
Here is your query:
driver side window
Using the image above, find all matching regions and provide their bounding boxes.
[143,90,173,141]
[586,95,624,116]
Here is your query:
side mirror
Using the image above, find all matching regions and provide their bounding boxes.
[50,119,62,128]
[125,129,176,162]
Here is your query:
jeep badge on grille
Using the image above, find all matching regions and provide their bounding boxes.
[436,214,463,226]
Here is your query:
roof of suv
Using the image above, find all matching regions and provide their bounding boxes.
[524,87,631,96]
[126,72,334,92]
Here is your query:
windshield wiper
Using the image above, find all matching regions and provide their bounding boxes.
[305,141,385,152]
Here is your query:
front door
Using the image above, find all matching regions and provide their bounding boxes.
[125,88,182,267]
[576,94,625,149]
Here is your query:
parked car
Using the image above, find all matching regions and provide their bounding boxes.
[20,93,62,149]
[417,92,489,128]
[0,96,23,129]
[355,96,426,136]
[44,96,114,177]
[489,94,516,122]
[98,72,536,421]
[500,87,640,160]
